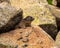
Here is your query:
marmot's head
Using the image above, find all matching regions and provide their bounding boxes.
[24,16,34,21]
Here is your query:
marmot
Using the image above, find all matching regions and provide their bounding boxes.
[16,16,34,28]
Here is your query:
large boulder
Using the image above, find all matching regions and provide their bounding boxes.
[0,2,23,33]
[10,0,48,10]
[0,26,55,48]
[9,0,58,39]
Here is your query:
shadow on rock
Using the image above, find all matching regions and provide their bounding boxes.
[39,24,58,40]
[56,17,60,31]
[56,0,60,7]
[0,10,23,34]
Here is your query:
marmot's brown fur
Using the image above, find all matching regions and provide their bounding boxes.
[16,16,34,28]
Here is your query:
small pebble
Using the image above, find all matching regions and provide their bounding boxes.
[24,32,31,37]
[17,37,23,40]
[22,38,29,43]
[22,43,28,48]
[15,45,18,48]
[20,32,23,34]
[40,41,43,44]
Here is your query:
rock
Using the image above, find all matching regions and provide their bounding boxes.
[9,0,58,39]
[47,5,60,30]
[51,0,60,7]
[47,5,60,18]
[10,0,48,10]
[39,0,48,4]
[55,31,60,48]
[52,0,57,6]
[0,2,23,33]
[0,26,55,48]
[39,24,57,40]
[0,44,14,48]
[0,0,10,4]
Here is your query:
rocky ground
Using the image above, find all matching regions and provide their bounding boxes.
[0,0,60,48]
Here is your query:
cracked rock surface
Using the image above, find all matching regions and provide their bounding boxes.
[0,26,55,48]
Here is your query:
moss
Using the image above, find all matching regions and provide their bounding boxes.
[47,0,53,5]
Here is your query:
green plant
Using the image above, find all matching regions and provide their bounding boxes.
[47,0,53,5]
